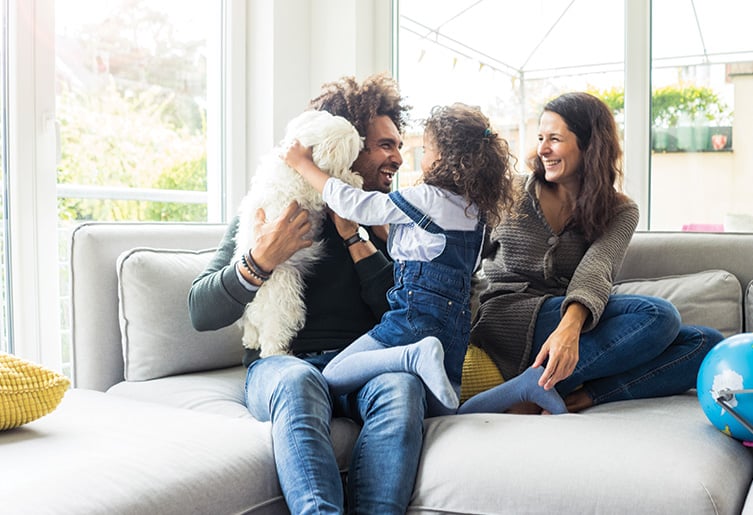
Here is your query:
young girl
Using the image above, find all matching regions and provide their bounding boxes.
[285,103,518,414]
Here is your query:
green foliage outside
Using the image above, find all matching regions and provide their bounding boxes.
[145,155,208,221]
[56,0,209,223]
[588,85,732,128]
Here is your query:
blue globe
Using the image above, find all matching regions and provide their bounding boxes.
[697,333,753,441]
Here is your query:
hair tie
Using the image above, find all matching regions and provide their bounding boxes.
[483,128,493,138]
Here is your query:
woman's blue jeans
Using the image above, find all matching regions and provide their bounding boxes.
[244,354,426,515]
[532,294,722,404]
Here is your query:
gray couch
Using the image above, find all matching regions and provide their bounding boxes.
[3,222,753,514]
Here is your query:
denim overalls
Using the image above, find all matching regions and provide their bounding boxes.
[368,191,484,386]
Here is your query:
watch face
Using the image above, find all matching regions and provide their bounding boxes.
[358,226,370,242]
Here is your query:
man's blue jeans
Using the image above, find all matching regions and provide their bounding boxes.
[532,294,722,404]
[245,354,426,515]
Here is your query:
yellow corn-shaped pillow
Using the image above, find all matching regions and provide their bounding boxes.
[460,344,505,403]
[0,353,70,430]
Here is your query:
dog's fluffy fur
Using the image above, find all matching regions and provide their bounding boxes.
[234,110,364,357]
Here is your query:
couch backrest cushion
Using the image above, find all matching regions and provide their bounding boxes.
[613,269,742,337]
[117,248,244,382]
[71,222,227,391]
[619,232,753,290]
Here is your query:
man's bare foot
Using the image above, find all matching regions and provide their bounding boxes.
[564,389,594,413]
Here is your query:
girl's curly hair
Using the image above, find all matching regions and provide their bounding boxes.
[308,73,410,139]
[422,103,515,227]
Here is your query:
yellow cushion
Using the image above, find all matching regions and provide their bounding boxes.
[0,353,70,430]
[460,344,505,403]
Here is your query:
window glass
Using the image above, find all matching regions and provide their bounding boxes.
[55,0,211,224]
[650,0,753,232]
[55,0,219,375]
[397,0,625,187]
[398,1,753,233]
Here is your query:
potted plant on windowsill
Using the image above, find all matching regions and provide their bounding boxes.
[651,85,731,152]
[590,85,732,152]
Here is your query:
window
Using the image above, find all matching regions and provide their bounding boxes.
[397,0,625,185]
[396,0,753,232]
[55,0,217,225]
[650,0,753,232]
[54,0,224,376]
[4,0,245,372]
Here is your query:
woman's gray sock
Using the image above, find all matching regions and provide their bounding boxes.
[458,366,567,415]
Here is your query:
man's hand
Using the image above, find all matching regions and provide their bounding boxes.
[327,209,388,243]
[328,208,359,239]
[250,201,313,272]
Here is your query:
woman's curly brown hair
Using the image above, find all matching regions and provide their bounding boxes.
[308,72,410,139]
[422,103,515,227]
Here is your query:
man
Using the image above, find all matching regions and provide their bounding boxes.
[188,73,426,514]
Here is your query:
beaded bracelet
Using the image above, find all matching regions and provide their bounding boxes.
[241,254,269,283]
[246,252,272,280]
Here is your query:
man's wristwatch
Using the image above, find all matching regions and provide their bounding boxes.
[343,226,370,247]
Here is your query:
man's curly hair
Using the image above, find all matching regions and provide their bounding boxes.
[422,103,515,227]
[308,72,410,138]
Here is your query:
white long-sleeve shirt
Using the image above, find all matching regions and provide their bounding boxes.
[323,178,483,265]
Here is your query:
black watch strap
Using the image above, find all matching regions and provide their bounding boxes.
[343,232,364,247]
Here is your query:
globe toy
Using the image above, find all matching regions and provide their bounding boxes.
[697,333,753,441]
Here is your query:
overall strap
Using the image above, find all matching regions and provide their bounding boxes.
[388,191,443,234]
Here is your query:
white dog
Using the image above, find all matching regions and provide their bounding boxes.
[234,110,363,357]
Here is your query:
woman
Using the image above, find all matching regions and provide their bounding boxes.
[460,92,722,414]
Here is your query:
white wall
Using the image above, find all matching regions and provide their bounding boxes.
[243,0,394,210]
[729,72,753,216]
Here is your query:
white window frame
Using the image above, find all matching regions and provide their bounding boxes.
[623,0,652,231]
[8,0,58,366]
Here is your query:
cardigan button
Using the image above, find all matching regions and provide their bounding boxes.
[547,236,558,245]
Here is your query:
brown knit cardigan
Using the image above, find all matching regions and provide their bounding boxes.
[470,174,639,380]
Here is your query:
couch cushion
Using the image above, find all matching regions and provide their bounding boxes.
[106,366,362,471]
[414,395,753,514]
[0,354,70,430]
[108,366,250,418]
[117,248,244,381]
[0,389,287,515]
[612,269,742,337]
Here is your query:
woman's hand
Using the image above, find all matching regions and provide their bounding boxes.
[250,201,313,273]
[531,302,589,390]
